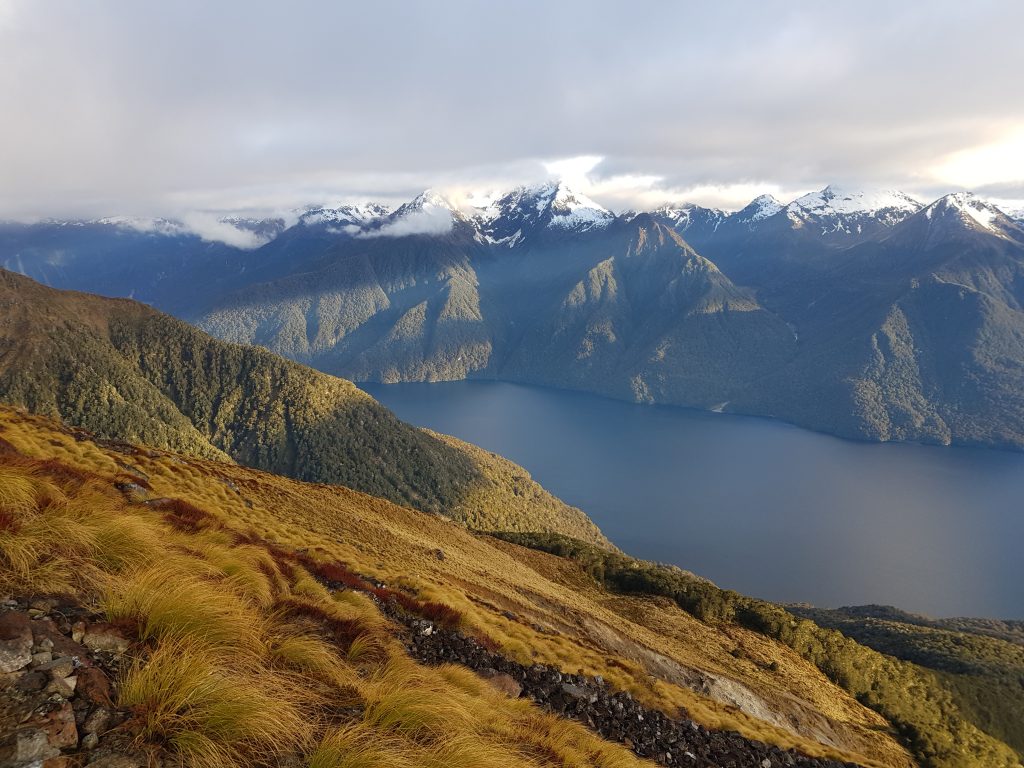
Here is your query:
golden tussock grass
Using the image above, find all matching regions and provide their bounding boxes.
[0,447,655,767]
[0,406,910,768]
[120,638,312,768]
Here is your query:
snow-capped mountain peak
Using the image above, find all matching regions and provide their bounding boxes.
[399,188,459,214]
[299,203,391,227]
[923,192,1012,235]
[544,181,612,228]
[470,181,613,245]
[734,194,784,223]
[788,185,921,217]
[652,203,726,233]
[358,189,462,238]
[782,186,922,234]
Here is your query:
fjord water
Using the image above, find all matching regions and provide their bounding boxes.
[362,380,1024,619]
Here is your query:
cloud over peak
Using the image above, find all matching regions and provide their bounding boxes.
[0,1,1019,219]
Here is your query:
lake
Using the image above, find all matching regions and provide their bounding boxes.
[361,380,1024,619]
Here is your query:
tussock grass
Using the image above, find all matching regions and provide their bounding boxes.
[364,658,476,742]
[0,466,163,595]
[103,561,270,655]
[120,639,311,768]
[309,723,412,768]
[190,540,279,607]
[0,407,911,768]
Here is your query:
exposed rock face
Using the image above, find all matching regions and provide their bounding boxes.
[391,613,861,768]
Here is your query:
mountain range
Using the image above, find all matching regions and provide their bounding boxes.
[0,269,607,544]
[4,183,1024,449]
[0,234,1022,768]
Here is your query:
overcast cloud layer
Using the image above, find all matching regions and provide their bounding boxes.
[0,0,1022,221]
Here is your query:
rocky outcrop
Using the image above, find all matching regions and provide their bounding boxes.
[0,598,154,768]
[384,609,861,768]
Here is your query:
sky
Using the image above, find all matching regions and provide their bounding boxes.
[0,0,1022,224]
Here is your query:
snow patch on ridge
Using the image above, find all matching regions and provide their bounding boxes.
[923,192,1015,236]
[788,186,921,217]
[653,203,726,232]
[546,182,614,229]
[301,203,390,227]
[736,194,784,222]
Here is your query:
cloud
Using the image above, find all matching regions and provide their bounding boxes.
[358,206,454,239]
[103,213,271,248]
[0,1,1019,218]
[179,213,271,249]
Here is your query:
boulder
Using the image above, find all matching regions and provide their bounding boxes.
[0,611,33,672]
[0,729,60,765]
[28,700,79,750]
[38,656,75,679]
[76,667,113,706]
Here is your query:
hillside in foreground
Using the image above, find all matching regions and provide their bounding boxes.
[1,407,1020,768]
[0,269,606,546]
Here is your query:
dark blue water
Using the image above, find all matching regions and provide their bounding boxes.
[361,380,1024,619]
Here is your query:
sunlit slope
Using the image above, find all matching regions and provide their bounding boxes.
[0,405,926,768]
[0,269,606,545]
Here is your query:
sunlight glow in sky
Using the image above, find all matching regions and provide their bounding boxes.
[0,1,1020,219]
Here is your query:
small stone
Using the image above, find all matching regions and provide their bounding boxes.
[28,608,45,618]
[761,760,772,768]
[2,729,60,763]
[0,610,34,672]
[46,674,77,697]
[37,700,78,749]
[30,597,57,613]
[434,548,445,561]
[560,682,598,704]
[82,623,130,654]
[84,707,112,735]
[43,757,76,768]
[33,650,54,664]
[81,732,99,749]
[37,637,55,651]
[71,621,86,643]
[39,656,75,679]
[14,670,48,692]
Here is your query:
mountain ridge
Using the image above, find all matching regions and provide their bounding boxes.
[5,183,1024,450]
[0,269,609,545]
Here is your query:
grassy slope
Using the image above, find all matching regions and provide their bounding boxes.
[0,406,912,768]
[0,269,607,546]
[488,532,1021,768]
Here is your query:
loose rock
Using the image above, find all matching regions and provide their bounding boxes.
[0,611,33,673]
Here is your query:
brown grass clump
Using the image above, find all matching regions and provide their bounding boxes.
[155,497,220,533]
[120,639,311,768]
[274,596,367,650]
[0,407,912,768]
